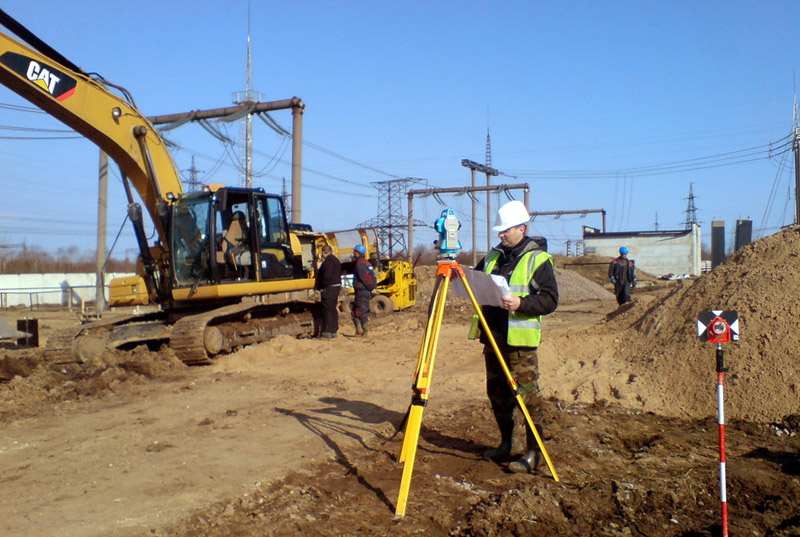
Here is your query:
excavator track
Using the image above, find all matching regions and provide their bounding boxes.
[170,302,315,365]
[169,303,256,365]
[42,301,317,366]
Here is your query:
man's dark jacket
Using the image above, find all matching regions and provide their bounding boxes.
[608,256,636,286]
[475,236,558,349]
[315,254,342,289]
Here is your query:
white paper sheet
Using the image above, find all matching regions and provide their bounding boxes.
[451,268,506,307]
[490,274,511,297]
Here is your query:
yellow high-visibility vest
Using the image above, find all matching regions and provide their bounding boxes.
[468,248,553,347]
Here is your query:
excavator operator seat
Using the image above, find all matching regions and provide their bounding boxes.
[217,211,252,278]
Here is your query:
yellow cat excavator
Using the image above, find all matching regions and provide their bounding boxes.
[0,10,334,364]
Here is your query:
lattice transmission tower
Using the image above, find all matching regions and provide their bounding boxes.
[359,178,427,258]
[683,182,699,229]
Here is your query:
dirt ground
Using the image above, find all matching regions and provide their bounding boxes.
[2,233,800,537]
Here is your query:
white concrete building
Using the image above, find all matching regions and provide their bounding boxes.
[582,224,701,277]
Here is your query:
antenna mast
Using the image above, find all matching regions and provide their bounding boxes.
[233,1,264,188]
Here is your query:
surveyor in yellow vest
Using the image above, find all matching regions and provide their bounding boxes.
[469,200,558,474]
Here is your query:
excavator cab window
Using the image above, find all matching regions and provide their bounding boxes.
[215,200,254,281]
[171,200,212,287]
[254,195,296,280]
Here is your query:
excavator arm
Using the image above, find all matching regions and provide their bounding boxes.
[0,11,182,242]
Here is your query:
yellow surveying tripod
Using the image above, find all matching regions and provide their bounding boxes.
[394,256,560,517]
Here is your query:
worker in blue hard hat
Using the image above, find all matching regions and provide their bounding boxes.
[608,246,637,305]
[350,244,376,337]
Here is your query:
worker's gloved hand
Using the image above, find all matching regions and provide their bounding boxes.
[632,281,637,288]
[371,289,380,296]
[610,277,617,285]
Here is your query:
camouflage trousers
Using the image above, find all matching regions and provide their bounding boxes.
[484,346,543,428]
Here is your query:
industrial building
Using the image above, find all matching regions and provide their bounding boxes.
[582,224,701,277]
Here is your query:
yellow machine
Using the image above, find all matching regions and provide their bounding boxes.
[319,228,417,316]
[0,10,327,364]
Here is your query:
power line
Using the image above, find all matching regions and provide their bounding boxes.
[506,134,794,179]
[303,139,400,179]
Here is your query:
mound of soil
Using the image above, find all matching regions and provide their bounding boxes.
[0,345,185,421]
[550,226,800,423]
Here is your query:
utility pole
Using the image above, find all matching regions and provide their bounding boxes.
[794,94,800,225]
[470,167,477,266]
[461,159,499,253]
[148,97,305,221]
[95,150,108,315]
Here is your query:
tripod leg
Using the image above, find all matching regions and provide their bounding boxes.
[395,270,451,516]
[395,402,424,517]
[387,275,446,445]
[399,272,450,463]
[455,266,560,482]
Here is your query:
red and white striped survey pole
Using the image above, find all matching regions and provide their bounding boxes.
[716,342,729,537]
[697,309,739,537]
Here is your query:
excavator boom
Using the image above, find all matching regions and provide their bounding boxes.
[0,16,182,240]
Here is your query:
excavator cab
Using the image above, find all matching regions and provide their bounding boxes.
[170,188,302,290]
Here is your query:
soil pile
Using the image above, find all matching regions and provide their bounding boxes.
[0,345,185,421]
[550,226,800,423]
[553,267,614,303]
[554,254,662,289]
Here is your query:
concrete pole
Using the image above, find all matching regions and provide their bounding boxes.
[407,194,414,262]
[794,127,800,226]
[245,112,253,188]
[486,173,492,252]
[291,103,304,223]
[95,150,108,314]
[471,169,477,267]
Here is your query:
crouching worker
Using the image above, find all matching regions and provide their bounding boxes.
[469,200,559,473]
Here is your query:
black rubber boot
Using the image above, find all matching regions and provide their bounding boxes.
[508,424,543,474]
[484,416,514,460]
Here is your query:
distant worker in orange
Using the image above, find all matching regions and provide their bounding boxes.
[351,244,377,337]
[608,246,637,305]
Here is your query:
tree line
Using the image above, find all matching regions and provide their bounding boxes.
[0,244,135,274]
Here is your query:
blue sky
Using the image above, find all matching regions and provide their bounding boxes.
[0,1,798,259]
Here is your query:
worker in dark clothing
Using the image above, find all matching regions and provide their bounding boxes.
[608,246,637,305]
[469,200,558,474]
[351,244,376,337]
[315,244,342,338]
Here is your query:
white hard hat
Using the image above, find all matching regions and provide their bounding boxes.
[493,200,530,232]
